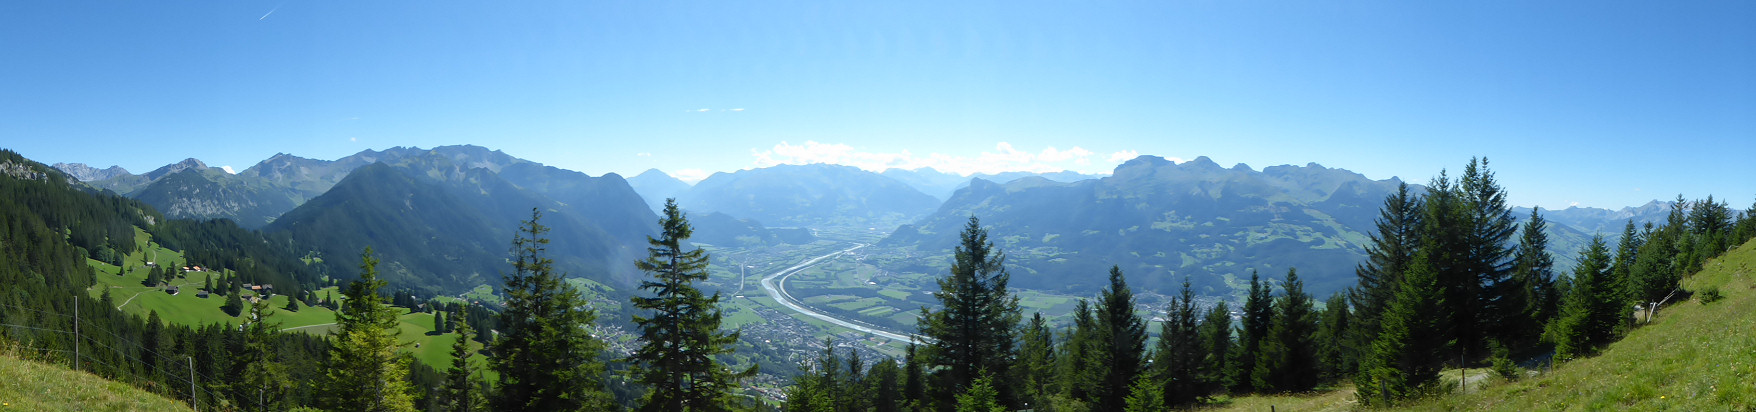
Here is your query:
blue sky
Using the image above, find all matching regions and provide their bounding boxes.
[2,1,1751,209]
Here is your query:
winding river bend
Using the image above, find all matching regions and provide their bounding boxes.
[757,243,925,344]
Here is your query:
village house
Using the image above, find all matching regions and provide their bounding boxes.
[165,286,179,295]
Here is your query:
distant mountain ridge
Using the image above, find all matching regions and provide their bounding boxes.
[627,169,691,212]
[881,167,1103,201]
[677,163,939,228]
[264,148,657,295]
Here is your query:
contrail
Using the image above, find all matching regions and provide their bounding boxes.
[260,5,280,21]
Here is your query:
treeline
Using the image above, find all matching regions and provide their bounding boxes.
[782,158,1756,411]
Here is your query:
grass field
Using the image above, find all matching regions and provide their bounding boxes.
[0,352,191,411]
[1217,239,1756,411]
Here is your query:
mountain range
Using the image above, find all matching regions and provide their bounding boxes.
[675,163,941,228]
[879,156,1610,298]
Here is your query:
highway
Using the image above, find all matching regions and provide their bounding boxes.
[757,243,925,344]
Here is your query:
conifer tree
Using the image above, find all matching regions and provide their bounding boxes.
[1551,236,1620,361]
[1018,312,1057,404]
[868,357,904,412]
[1059,299,1099,403]
[224,285,245,317]
[1123,376,1166,412]
[1252,268,1318,393]
[1155,277,1203,406]
[1349,183,1424,362]
[631,200,753,411]
[955,376,1005,412]
[445,305,485,412]
[494,209,613,411]
[322,247,416,412]
[1314,292,1353,382]
[1507,208,1557,348]
[1356,254,1452,406]
[1197,301,1233,393]
[1092,266,1147,411]
[433,311,446,334]
[1460,159,1521,352]
[904,343,926,409]
[1231,270,1273,393]
[242,296,292,411]
[919,216,1022,409]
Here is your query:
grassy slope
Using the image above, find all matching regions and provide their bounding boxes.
[0,354,192,411]
[85,227,471,371]
[1214,239,1756,411]
[1409,239,1756,411]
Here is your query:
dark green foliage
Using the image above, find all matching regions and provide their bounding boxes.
[1314,292,1353,382]
[1092,266,1147,411]
[1551,236,1622,361]
[1488,341,1519,382]
[1197,301,1233,394]
[1058,299,1099,403]
[1509,208,1559,348]
[904,344,926,410]
[630,200,752,411]
[1231,270,1273,393]
[1018,313,1057,404]
[239,297,294,410]
[495,209,614,411]
[1356,254,1452,406]
[1349,183,1424,369]
[445,305,485,412]
[954,375,1004,412]
[1123,376,1165,412]
[1459,159,1522,354]
[918,216,1023,410]
[1699,286,1723,304]
[223,288,244,317]
[283,295,299,312]
[1251,268,1319,393]
[1154,277,1203,406]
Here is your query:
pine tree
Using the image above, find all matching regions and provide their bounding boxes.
[493,209,613,411]
[1197,301,1233,394]
[1155,277,1203,406]
[1059,299,1100,403]
[631,200,753,411]
[1460,159,1521,353]
[954,376,1005,412]
[1123,376,1166,412]
[1231,270,1273,393]
[433,311,446,334]
[322,247,416,412]
[919,216,1023,409]
[1314,292,1353,382]
[1091,266,1147,411]
[1018,312,1057,404]
[283,296,300,312]
[903,343,926,410]
[444,305,485,412]
[224,285,245,317]
[1551,236,1620,361]
[1348,183,1424,364]
[1252,268,1318,393]
[869,357,904,412]
[1356,254,1452,406]
[1507,208,1557,348]
[241,296,292,411]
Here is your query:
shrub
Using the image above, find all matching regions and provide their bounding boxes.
[1699,287,1723,304]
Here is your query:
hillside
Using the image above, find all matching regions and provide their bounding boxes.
[265,154,652,294]
[1407,238,1756,411]
[128,168,299,228]
[0,354,192,411]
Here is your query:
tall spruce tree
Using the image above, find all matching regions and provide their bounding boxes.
[1460,159,1520,356]
[1018,312,1057,404]
[1154,277,1203,406]
[492,209,613,411]
[904,343,926,410]
[1059,299,1099,404]
[1314,292,1353,382]
[1356,253,1452,406]
[1092,266,1147,411]
[630,200,754,411]
[1197,301,1233,394]
[1349,183,1424,362]
[241,296,292,411]
[1551,236,1620,361]
[445,304,485,412]
[1508,208,1558,348]
[322,247,416,412]
[1231,270,1274,393]
[919,216,1023,409]
[1251,268,1319,393]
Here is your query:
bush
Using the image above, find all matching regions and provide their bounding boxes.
[1699,287,1723,304]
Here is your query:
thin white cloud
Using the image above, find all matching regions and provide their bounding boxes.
[1108,150,1140,162]
[349,137,357,142]
[728,108,745,112]
[748,140,1124,176]
[672,168,711,183]
[636,152,652,157]
[695,108,711,112]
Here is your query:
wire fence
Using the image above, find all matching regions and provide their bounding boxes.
[0,299,263,411]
